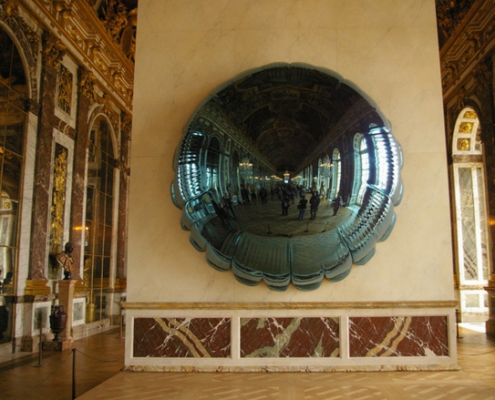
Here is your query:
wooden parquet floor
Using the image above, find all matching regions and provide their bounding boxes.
[1,324,494,400]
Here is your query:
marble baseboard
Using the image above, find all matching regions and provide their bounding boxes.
[125,306,458,371]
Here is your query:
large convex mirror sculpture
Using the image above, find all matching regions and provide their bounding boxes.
[171,63,403,291]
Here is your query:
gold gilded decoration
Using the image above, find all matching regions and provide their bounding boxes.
[49,145,68,260]
[121,112,132,139]
[24,279,51,296]
[103,0,128,42]
[79,69,97,104]
[1,0,19,21]
[463,110,477,119]
[121,8,137,62]
[457,138,471,151]
[459,122,473,133]
[58,64,73,114]
[99,0,137,63]
[436,0,474,48]
[43,34,66,69]
[114,278,127,290]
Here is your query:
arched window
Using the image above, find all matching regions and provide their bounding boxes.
[84,118,116,322]
[330,149,341,200]
[452,107,489,316]
[0,28,28,329]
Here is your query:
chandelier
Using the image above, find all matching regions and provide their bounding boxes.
[320,156,332,178]
[239,157,253,181]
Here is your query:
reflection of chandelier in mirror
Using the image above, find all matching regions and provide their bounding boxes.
[239,157,253,181]
[283,171,290,183]
[320,156,333,178]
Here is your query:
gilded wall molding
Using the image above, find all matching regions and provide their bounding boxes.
[78,68,97,104]
[42,32,66,69]
[440,0,495,98]
[21,0,133,111]
[0,0,40,100]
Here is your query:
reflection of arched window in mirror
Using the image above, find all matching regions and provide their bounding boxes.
[205,137,221,193]
[84,118,116,322]
[350,134,362,205]
[231,151,240,203]
[357,134,370,205]
[319,155,332,200]
[330,149,341,200]
[451,107,489,315]
[0,28,27,293]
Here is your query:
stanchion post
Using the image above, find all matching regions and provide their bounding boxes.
[38,313,43,367]
[72,348,76,400]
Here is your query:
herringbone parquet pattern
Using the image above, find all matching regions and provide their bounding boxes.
[77,325,495,400]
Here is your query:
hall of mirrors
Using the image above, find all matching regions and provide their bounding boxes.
[172,64,403,291]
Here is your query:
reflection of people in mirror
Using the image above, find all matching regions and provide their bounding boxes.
[3,271,12,285]
[281,196,291,216]
[297,196,308,220]
[310,192,321,220]
[56,242,74,280]
[333,195,343,216]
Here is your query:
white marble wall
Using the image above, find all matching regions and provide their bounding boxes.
[129,0,454,303]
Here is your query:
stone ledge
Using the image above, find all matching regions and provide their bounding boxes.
[123,301,459,311]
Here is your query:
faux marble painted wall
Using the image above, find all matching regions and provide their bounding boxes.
[129,0,454,303]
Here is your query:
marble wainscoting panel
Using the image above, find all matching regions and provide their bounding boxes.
[125,304,457,371]
[133,317,231,358]
[240,317,339,358]
[349,316,449,357]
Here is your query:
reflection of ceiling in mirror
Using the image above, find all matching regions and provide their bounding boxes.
[171,63,403,291]
[214,64,383,173]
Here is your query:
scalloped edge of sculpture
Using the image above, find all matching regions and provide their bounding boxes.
[171,63,403,291]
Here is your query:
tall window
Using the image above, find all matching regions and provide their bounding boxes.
[84,118,115,322]
[0,28,27,343]
[452,107,489,316]
[330,148,341,200]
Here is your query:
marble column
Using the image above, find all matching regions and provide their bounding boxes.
[26,32,65,295]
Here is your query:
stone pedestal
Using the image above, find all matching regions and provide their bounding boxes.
[57,280,76,348]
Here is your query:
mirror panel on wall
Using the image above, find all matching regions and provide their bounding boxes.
[0,28,28,342]
[171,63,403,291]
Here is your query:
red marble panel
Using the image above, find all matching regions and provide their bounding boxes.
[349,316,449,357]
[240,317,340,358]
[133,317,231,358]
